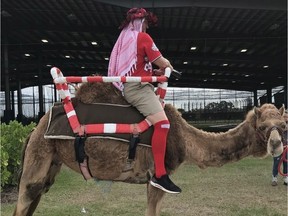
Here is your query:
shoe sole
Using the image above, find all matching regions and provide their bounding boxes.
[150,181,181,194]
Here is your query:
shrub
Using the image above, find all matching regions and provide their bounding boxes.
[0,120,36,190]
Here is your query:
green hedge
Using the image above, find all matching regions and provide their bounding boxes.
[1,120,36,190]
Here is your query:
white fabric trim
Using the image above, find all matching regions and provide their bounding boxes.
[104,123,117,133]
[161,124,170,129]
[54,77,67,84]
[164,68,171,77]
[82,77,88,82]
[67,110,76,118]
[145,118,152,126]
[43,135,151,148]
[50,67,59,79]
[58,89,66,99]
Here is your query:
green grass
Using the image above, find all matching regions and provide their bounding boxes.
[1,157,287,216]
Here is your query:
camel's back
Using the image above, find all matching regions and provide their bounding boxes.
[75,82,128,104]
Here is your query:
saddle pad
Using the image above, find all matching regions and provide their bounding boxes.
[44,100,153,145]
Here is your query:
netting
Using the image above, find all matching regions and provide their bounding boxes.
[0,85,284,118]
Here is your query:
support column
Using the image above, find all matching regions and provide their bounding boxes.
[16,79,23,122]
[253,90,258,106]
[11,90,15,120]
[267,88,272,103]
[284,85,288,109]
[284,80,288,108]
[54,84,58,102]
[33,86,36,119]
[38,51,45,121]
[3,26,14,123]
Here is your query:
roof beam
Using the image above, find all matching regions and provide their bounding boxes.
[5,51,286,66]
[96,0,287,11]
[4,64,285,81]
[4,23,287,39]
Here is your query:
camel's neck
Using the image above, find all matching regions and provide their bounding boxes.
[183,121,257,168]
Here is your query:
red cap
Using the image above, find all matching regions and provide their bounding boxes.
[119,8,158,29]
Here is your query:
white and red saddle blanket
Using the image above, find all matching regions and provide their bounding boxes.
[44,99,153,145]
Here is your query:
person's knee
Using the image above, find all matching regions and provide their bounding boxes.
[147,111,168,124]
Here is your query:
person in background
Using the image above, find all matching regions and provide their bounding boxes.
[271,110,288,186]
[107,8,181,194]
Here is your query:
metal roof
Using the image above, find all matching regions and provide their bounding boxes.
[1,0,287,92]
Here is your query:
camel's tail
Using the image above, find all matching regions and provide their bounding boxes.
[17,129,34,191]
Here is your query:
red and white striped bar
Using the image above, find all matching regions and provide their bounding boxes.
[156,82,168,100]
[50,66,166,136]
[84,119,151,134]
[55,83,71,101]
[53,75,168,84]
[51,67,168,84]
[63,102,81,133]
[51,67,72,100]
[50,67,63,79]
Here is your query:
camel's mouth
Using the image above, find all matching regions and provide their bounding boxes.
[267,129,284,157]
[270,145,283,158]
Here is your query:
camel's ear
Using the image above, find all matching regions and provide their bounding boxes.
[279,104,285,116]
[253,106,261,118]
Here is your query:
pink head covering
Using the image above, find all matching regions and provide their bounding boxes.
[108,8,158,91]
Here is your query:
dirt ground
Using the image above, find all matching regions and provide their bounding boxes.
[1,187,18,204]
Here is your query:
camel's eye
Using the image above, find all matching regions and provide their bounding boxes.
[280,122,286,130]
[259,125,266,131]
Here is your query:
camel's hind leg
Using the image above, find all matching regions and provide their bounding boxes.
[13,138,62,216]
[146,184,166,216]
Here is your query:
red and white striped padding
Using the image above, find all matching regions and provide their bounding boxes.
[54,75,168,83]
[155,68,171,104]
[63,102,152,135]
[50,67,168,136]
[63,102,82,134]
[51,67,168,84]
[85,119,151,134]
[156,82,168,100]
[50,67,71,103]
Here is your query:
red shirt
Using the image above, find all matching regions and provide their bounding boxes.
[132,32,162,77]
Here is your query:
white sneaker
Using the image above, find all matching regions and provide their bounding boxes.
[284,177,288,186]
[272,176,278,186]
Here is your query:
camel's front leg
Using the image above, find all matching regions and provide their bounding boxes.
[13,138,59,216]
[13,154,54,216]
[146,184,165,216]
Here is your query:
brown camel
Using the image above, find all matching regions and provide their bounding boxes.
[13,82,286,216]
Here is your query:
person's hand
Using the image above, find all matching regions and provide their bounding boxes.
[153,69,164,76]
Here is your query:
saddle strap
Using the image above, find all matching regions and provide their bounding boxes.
[74,136,93,180]
[79,158,93,180]
[128,134,140,160]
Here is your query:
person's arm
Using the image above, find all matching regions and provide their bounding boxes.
[153,56,173,70]
[152,57,173,75]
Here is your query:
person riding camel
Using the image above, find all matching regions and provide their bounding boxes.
[108,8,181,194]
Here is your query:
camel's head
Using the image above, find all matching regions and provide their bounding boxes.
[253,104,286,157]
